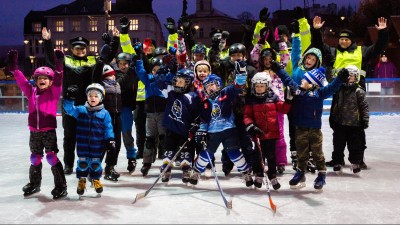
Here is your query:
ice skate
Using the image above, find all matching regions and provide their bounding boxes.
[92,179,103,194]
[253,173,264,188]
[104,165,120,181]
[22,183,41,197]
[351,164,361,174]
[182,170,191,183]
[277,165,285,174]
[314,172,326,192]
[23,164,42,197]
[333,164,343,175]
[241,169,254,187]
[127,158,137,175]
[289,170,306,189]
[189,168,201,185]
[77,178,86,196]
[140,163,151,177]
[161,171,171,183]
[270,177,281,190]
[51,186,68,200]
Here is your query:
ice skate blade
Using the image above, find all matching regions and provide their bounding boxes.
[290,182,306,190]
[314,188,323,193]
[23,190,41,198]
[78,193,101,199]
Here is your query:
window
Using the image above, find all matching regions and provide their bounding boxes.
[130,19,138,31]
[32,23,41,33]
[200,0,204,10]
[199,28,204,38]
[56,20,64,32]
[89,20,97,32]
[72,20,81,32]
[107,19,114,31]
[89,40,97,53]
[55,40,64,50]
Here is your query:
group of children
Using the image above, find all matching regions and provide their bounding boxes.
[8,6,384,200]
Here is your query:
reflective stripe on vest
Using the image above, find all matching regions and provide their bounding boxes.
[136,81,146,101]
[65,55,96,67]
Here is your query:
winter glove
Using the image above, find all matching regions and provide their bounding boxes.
[221,31,230,40]
[102,32,111,44]
[188,122,200,140]
[119,16,130,34]
[290,19,300,34]
[246,124,264,137]
[293,6,305,20]
[235,74,247,86]
[100,44,112,63]
[211,32,222,50]
[259,7,270,23]
[270,60,283,73]
[7,49,18,72]
[65,85,78,100]
[337,68,350,83]
[164,17,177,34]
[106,140,116,155]
[194,131,208,145]
[54,49,65,73]
[258,26,270,45]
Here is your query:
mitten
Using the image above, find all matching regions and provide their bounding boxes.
[194,131,208,145]
[164,17,177,34]
[290,19,300,34]
[65,85,78,100]
[337,68,350,82]
[119,16,130,34]
[106,140,116,155]
[7,49,18,72]
[259,7,270,22]
[133,42,143,61]
[102,33,111,44]
[246,124,264,137]
[100,44,112,63]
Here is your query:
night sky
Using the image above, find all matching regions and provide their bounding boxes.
[0,0,362,46]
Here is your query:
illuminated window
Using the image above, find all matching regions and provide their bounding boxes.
[55,40,64,50]
[89,20,98,32]
[72,21,81,32]
[56,20,64,32]
[107,19,114,31]
[130,19,138,31]
[89,40,98,53]
[33,23,41,32]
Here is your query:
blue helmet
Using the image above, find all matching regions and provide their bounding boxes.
[202,74,222,99]
[192,43,207,55]
[173,69,195,93]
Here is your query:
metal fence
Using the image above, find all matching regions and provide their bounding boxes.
[1,79,400,114]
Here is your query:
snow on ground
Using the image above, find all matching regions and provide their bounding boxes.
[0,114,399,224]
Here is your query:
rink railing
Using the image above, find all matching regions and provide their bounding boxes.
[1,78,400,114]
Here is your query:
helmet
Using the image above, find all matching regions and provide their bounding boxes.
[33,66,55,80]
[153,47,168,57]
[344,65,360,82]
[202,74,222,99]
[251,72,272,98]
[229,43,246,56]
[86,83,105,101]
[151,57,163,67]
[116,52,132,62]
[260,48,277,61]
[173,69,195,93]
[192,43,207,55]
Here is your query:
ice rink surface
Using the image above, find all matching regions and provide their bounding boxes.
[0,113,399,224]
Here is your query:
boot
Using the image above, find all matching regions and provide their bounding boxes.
[127,158,137,175]
[23,164,42,196]
[253,173,264,188]
[289,170,306,189]
[92,179,103,193]
[241,169,254,187]
[333,164,342,174]
[222,161,234,176]
[161,171,171,183]
[63,165,73,175]
[77,178,86,195]
[140,163,151,177]
[270,177,281,190]
[104,165,120,181]
[51,161,68,199]
[314,172,326,190]
[351,164,361,174]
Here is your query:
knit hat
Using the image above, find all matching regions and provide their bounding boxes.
[102,64,115,78]
[303,67,326,87]
[339,29,354,42]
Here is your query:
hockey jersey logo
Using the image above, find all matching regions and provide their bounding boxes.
[211,103,221,119]
[172,99,183,119]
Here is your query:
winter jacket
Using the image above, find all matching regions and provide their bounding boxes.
[243,92,291,140]
[374,61,398,88]
[330,83,369,127]
[102,79,122,113]
[14,69,62,131]
[276,68,343,129]
[63,99,114,159]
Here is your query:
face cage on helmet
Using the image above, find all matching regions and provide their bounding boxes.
[204,80,220,99]
[347,70,360,82]
[172,76,192,93]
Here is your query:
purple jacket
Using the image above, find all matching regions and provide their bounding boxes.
[14,69,63,131]
[374,61,398,88]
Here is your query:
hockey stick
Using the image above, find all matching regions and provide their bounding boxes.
[133,138,192,203]
[253,137,277,213]
[202,142,233,209]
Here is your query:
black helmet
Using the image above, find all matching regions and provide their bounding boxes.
[260,48,277,61]
[151,57,163,67]
[153,47,168,57]
[229,43,246,56]
[173,69,195,93]
[116,52,132,62]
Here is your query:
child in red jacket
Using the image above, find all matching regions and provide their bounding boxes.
[243,72,291,190]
